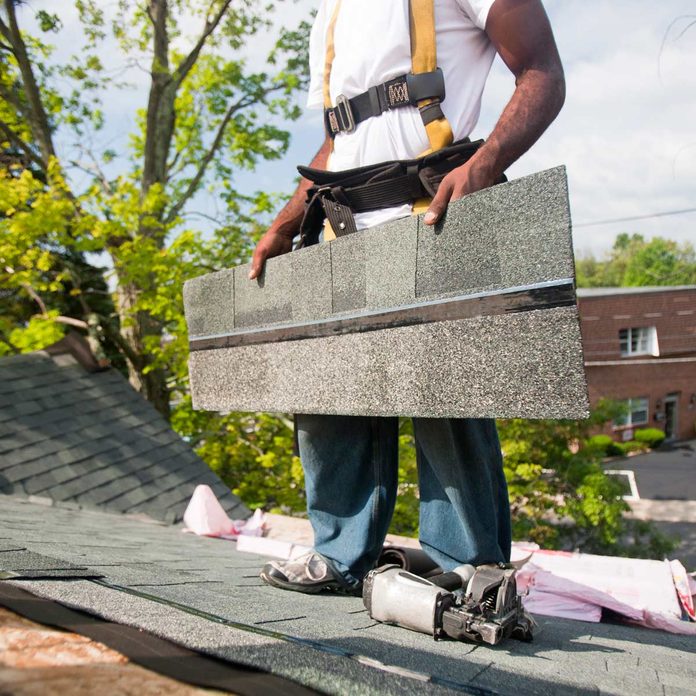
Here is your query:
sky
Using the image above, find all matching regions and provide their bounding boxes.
[25,0,696,258]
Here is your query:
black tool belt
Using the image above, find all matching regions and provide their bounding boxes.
[325,69,446,137]
[296,138,503,248]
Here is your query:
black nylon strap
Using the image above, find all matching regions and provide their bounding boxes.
[325,68,445,137]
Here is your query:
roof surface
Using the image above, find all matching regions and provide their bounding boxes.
[0,350,247,523]
[576,286,696,298]
[1,497,693,696]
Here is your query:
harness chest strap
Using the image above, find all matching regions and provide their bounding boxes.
[323,0,453,150]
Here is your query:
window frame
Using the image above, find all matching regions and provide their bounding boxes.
[613,397,650,429]
[618,326,658,358]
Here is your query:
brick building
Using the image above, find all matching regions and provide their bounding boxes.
[577,286,696,442]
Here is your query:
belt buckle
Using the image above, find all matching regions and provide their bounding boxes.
[335,94,356,134]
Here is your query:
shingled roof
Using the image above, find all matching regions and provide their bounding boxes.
[1,496,694,695]
[0,337,247,524]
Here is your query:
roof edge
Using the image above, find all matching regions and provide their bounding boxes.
[577,285,696,298]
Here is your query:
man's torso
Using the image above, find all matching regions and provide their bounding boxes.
[307,0,497,228]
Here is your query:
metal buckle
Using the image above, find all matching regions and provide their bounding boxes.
[335,94,356,134]
[325,108,340,136]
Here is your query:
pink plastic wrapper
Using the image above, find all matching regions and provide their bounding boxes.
[512,542,696,634]
[669,559,696,620]
[523,587,602,622]
[182,484,265,539]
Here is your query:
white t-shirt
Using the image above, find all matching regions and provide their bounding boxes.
[306,0,497,229]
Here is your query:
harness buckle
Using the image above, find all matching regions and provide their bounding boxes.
[405,68,446,105]
[335,94,356,134]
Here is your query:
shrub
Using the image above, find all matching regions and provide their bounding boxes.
[606,440,627,457]
[587,434,614,455]
[622,439,648,454]
[605,440,646,457]
[634,428,666,449]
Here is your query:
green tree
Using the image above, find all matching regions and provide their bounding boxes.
[495,401,672,557]
[172,402,306,512]
[576,233,696,287]
[0,0,309,419]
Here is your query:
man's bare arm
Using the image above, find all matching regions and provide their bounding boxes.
[424,0,565,225]
[249,136,332,279]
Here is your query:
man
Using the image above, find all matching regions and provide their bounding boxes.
[251,0,565,594]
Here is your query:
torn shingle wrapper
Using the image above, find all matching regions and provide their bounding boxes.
[511,543,696,634]
[670,559,695,620]
[237,535,311,560]
[182,484,265,539]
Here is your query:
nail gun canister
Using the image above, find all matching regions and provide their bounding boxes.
[362,564,455,638]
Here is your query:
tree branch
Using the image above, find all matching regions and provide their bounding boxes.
[166,146,182,174]
[164,102,238,223]
[3,0,56,164]
[22,283,48,315]
[172,0,232,87]
[141,0,173,195]
[21,283,88,330]
[164,88,278,223]
[101,319,145,370]
[0,117,45,170]
[68,152,113,194]
[54,315,89,329]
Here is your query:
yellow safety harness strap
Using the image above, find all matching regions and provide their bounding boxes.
[409,0,454,156]
[323,0,342,110]
[322,0,342,241]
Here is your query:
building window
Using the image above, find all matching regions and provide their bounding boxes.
[619,327,658,357]
[614,397,649,428]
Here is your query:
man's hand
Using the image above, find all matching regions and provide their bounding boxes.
[423,151,497,225]
[424,0,565,226]
[249,228,294,280]
[247,136,331,280]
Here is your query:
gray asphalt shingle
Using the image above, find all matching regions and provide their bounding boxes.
[0,349,247,523]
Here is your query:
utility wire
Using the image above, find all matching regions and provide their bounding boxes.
[575,207,696,228]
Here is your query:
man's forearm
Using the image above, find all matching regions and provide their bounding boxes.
[424,0,565,224]
[475,0,565,182]
[268,136,332,240]
[473,64,565,183]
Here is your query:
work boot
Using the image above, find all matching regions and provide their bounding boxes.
[260,551,360,595]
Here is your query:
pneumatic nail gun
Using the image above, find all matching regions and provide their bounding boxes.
[362,563,534,646]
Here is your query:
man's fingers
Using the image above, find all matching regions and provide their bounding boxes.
[451,184,469,202]
[424,180,453,225]
[249,247,266,280]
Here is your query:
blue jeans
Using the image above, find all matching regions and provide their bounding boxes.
[296,415,511,586]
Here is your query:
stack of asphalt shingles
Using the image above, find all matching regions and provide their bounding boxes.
[185,167,589,419]
[0,350,247,523]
